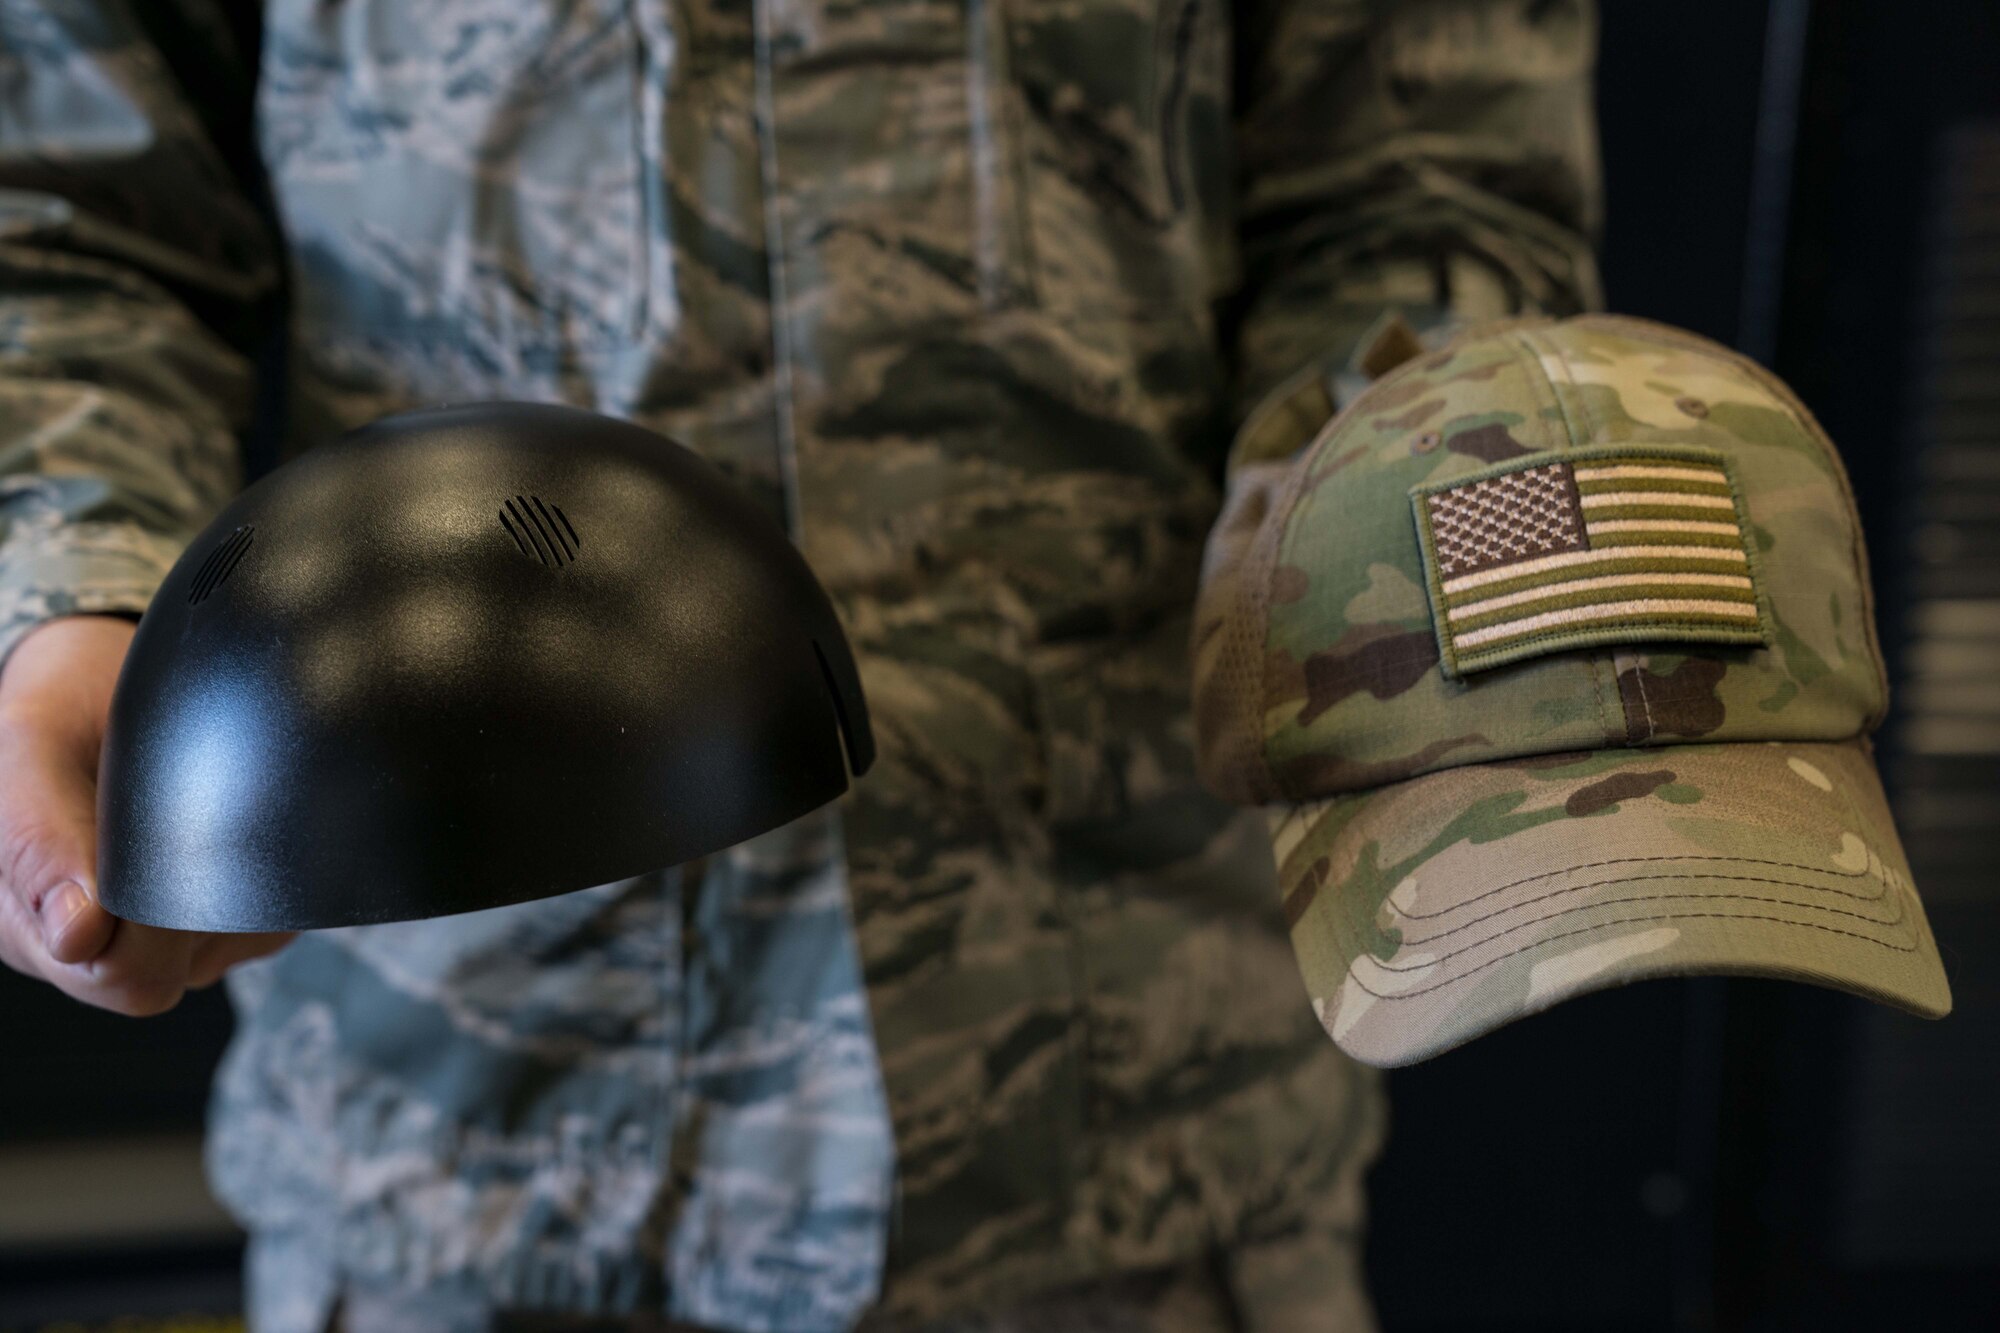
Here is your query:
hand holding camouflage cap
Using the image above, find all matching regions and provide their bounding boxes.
[1194,313,1952,1068]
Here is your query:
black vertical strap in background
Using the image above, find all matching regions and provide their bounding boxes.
[1735,0,1813,368]
[1668,6,1815,1328]
[1714,1,2000,1328]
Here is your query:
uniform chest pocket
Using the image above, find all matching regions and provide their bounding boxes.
[259,0,655,378]
[1000,0,1222,323]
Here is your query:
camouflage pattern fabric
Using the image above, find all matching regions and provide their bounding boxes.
[1,0,1601,1328]
[324,1227,1373,1331]
[214,812,897,1332]
[1192,315,1952,1068]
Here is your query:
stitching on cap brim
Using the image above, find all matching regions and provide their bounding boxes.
[1282,746,1944,1063]
[1317,853,1920,1006]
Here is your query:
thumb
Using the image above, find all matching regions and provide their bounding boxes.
[0,615,134,974]
[0,717,117,967]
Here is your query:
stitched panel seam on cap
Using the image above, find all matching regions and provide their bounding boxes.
[1568,314,1890,732]
[1510,323,1633,747]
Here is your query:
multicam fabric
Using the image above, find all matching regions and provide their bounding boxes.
[1412,445,1767,676]
[2,0,1602,1327]
[1195,315,1894,810]
[1191,315,1950,1069]
[1267,739,1951,1067]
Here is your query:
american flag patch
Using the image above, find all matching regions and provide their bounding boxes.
[1412,447,1768,677]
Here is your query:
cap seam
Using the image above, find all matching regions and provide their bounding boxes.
[1280,734,1899,945]
[1402,330,1574,683]
[1561,314,1890,732]
[1511,321,1632,744]
[1380,847,1875,923]
[1390,873,1906,954]
[1332,905,1924,1006]
[1620,648,1655,742]
[1292,831,1909,962]
[1249,334,1493,804]
[1281,740,1925,1013]
[1309,866,1923,1003]
[1293,821,1925,1009]
[1589,651,1617,747]
[1509,321,1590,453]
[1252,319,1570,802]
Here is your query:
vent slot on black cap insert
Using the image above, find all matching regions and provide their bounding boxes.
[501,496,579,567]
[188,526,255,605]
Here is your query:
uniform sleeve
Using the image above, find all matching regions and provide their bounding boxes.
[0,0,276,670]
[1225,0,1604,468]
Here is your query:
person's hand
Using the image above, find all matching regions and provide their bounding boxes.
[0,614,294,1015]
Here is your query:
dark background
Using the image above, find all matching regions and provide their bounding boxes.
[1366,1,2000,1330]
[2,1,1998,1329]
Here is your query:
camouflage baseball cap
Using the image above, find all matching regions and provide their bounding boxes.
[1193,314,1952,1068]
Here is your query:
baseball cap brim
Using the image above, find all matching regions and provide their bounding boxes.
[1269,738,1951,1068]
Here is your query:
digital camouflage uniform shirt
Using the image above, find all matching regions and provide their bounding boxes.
[0,1,1601,1328]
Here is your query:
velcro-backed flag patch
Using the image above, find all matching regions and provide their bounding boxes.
[1412,446,1770,677]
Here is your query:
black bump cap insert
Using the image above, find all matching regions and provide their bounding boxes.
[98,403,874,932]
